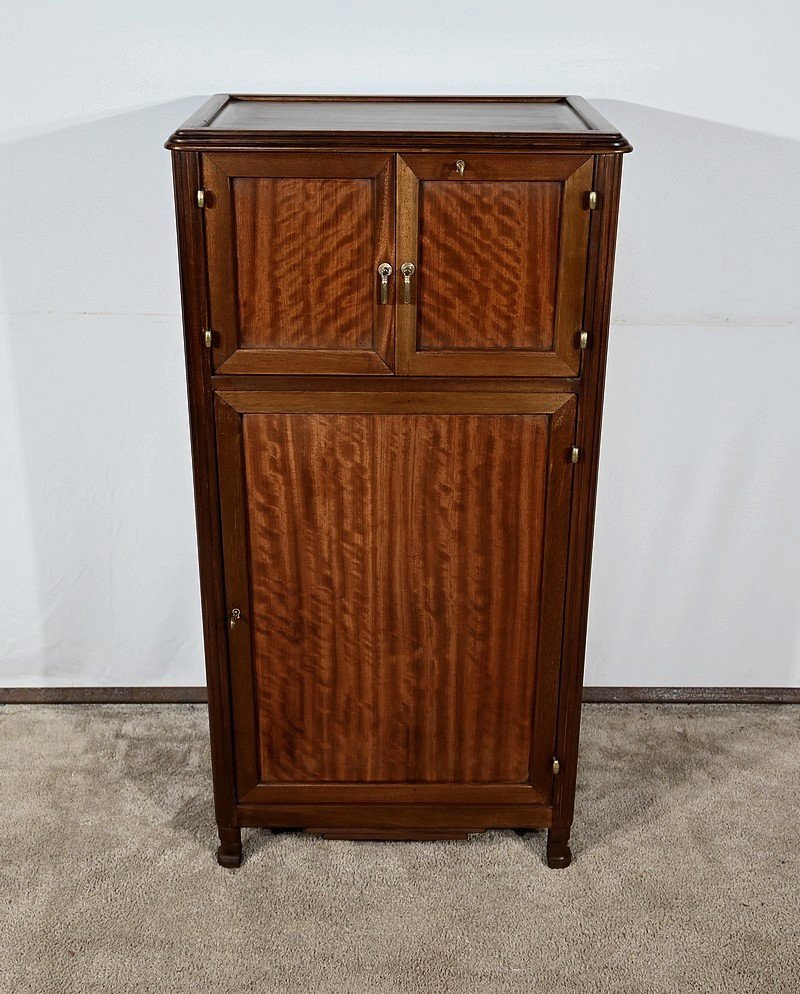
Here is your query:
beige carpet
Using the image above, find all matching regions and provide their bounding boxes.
[1,703,798,993]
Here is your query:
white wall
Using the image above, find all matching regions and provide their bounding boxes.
[1,0,798,687]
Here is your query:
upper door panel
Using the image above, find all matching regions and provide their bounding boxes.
[396,154,593,376]
[203,152,395,374]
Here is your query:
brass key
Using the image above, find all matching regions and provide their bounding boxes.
[378,262,392,304]
[400,262,416,304]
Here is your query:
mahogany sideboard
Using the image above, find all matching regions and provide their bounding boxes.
[166,95,631,868]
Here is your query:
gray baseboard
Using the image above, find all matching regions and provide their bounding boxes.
[1,686,798,704]
[0,687,208,704]
[582,686,800,704]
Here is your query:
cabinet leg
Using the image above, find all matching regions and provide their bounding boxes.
[217,826,242,868]
[546,827,572,869]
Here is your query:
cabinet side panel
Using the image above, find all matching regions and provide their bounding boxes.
[242,412,549,784]
[170,152,238,830]
[553,153,624,832]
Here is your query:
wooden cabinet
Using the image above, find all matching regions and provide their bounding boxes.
[167,96,630,868]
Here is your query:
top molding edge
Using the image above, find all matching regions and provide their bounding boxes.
[164,94,633,153]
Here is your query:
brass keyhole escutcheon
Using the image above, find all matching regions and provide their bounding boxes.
[455,159,466,177]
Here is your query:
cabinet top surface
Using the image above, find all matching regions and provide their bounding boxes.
[166,95,631,151]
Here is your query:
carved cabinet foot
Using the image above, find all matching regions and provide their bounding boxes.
[546,828,572,869]
[217,827,242,868]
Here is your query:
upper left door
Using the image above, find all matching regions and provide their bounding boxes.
[202,152,395,374]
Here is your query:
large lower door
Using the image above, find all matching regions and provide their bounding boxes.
[215,390,576,808]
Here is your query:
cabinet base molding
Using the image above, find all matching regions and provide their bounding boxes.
[224,802,555,865]
[217,821,572,868]
[305,829,474,841]
[235,803,553,833]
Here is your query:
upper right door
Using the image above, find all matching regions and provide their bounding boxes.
[396,154,593,376]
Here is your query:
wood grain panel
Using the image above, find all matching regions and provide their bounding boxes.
[417,180,560,350]
[242,412,550,784]
[233,177,374,350]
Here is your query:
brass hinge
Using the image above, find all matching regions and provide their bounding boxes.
[552,757,561,775]
[579,330,589,350]
[570,446,580,464]
[588,190,598,210]
[203,329,213,348]
[196,189,206,208]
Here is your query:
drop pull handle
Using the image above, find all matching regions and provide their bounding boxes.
[455,159,466,177]
[377,262,393,304]
[230,608,241,629]
[400,262,416,304]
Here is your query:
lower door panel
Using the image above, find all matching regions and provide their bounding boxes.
[214,390,576,821]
